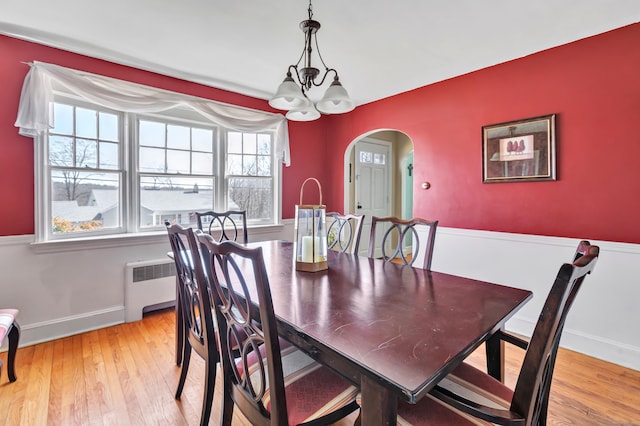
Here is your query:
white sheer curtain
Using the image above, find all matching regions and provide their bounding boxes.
[14,61,291,166]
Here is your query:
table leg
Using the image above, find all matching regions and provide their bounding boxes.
[485,330,505,382]
[360,375,397,426]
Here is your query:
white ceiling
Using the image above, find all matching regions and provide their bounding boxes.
[2,1,640,107]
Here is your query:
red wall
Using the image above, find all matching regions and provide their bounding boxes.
[0,35,329,235]
[2,24,640,243]
[322,23,640,244]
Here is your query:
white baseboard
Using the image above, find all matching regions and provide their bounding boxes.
[506,305,640,371]
[559,327,640,371]
[18,306,125,348]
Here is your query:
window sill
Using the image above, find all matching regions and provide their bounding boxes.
[30,231,169,254]
[29,223,287,254]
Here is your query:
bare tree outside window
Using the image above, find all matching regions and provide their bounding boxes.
[227,131,273,221]
[48,103,122,234]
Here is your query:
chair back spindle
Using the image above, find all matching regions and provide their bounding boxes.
[326,212,365,254]
[195,210,248,244]
[368,216,438,270]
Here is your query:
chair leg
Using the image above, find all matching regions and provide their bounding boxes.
[220,373,234,426]
[175,342,191,399]
[199,360,216,426]
[7,322,19,382]
[175,283,184,366]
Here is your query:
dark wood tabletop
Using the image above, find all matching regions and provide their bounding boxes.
[243,240,532,425]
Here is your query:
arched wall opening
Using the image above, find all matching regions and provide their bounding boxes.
[342,129,414,254]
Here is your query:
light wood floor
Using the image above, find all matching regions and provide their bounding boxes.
[1,308,639,425]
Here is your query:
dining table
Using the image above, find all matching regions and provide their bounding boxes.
[230,240,533,426]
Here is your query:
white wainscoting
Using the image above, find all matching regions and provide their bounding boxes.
[431,228,640,371]
[0,223,292,349]
[1,223,638,371]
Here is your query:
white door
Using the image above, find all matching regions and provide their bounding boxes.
[355,139,392,256]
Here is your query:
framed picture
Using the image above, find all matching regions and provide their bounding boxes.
[482,114,556,183]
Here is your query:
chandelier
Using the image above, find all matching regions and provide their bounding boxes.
[268,0,354,121]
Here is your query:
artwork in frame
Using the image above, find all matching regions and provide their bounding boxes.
[482,114,556,183]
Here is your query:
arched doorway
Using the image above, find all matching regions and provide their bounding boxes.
[342,129,414,255]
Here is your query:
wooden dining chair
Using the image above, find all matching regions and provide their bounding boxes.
[391,241,600,425]
[0,309,20,383]
[326,212,365,254]
[166,223,219,426]
[195,210,248,244]
[368,216,439,270]
[196,235,360,426]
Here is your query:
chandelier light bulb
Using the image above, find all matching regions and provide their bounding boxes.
[316,77,354,114]
[286,101,321,121]
[269,73,307,110]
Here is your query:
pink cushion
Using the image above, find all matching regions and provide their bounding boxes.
[0,309,18,344]
[397,361,513,425]
[239,339,358,425]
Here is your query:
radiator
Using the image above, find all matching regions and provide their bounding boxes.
[124,259,176,322]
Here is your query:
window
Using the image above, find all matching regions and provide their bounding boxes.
[38,98,279,241]
[48,102,123,236]
[359,150,386,165]
[227,131,274,222]
[137,117,217,229]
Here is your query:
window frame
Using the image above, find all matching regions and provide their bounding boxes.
[34,91,282,245]
[132,111,221,231]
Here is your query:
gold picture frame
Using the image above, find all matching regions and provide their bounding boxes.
[482,114,556,183]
